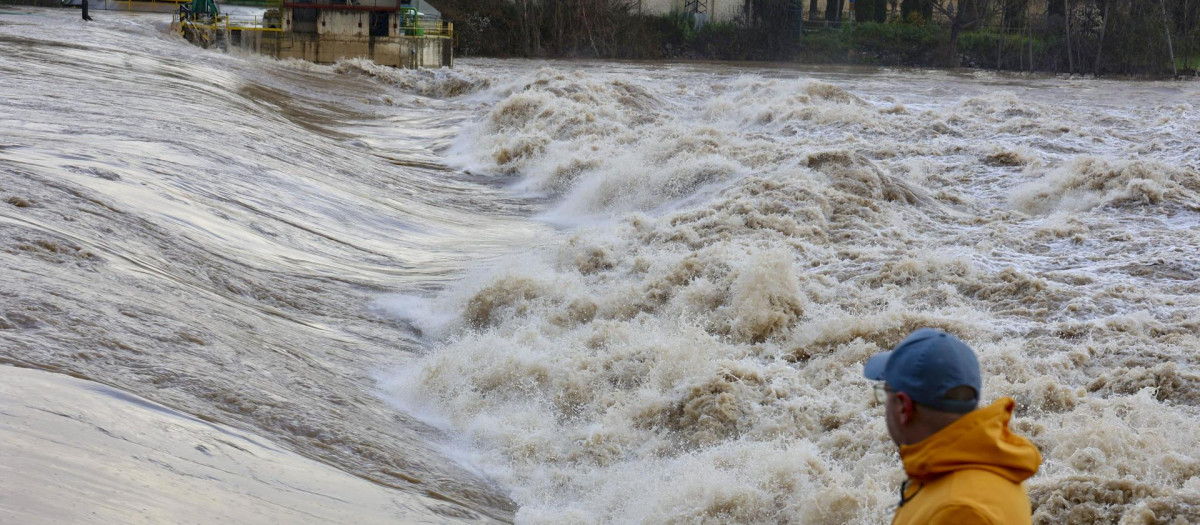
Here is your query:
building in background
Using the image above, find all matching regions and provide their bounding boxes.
[175,0,453,67]
[270,0,451,67]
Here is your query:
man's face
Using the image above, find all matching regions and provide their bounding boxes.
[884,388,903,446]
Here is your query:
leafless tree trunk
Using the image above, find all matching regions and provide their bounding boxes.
[1064,0,1073,73]
[579,0,601,56]
[932,0,1000,66]
[1027,7,1033,71]
[1093,0,1109,76]
[1159,0,1178,76]
[519,0,533,55]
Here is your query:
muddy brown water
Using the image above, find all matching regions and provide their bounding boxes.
[3,7,1199,524]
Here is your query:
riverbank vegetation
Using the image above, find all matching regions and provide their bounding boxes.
[433,0,1199,77]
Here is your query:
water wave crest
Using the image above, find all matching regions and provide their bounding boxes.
[386,67,1200,523]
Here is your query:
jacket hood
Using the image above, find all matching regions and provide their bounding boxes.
[899,397,1041,484]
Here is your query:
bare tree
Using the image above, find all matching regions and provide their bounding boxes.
[1093,0,1110,75]
[1000,0,1027,30]
[931,0,1002,64]
[516,0,541,55]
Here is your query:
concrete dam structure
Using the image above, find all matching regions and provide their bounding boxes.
[175,0,452,68]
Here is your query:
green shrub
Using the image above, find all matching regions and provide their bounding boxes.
[795,22,945,65]
[957,31,1050,69]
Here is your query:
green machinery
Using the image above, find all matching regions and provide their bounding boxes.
[181,0,218,22]
[399,6,422,36]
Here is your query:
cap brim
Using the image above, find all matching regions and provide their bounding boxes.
[863,351,892,381]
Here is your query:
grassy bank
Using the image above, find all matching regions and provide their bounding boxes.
[794,22,947,66]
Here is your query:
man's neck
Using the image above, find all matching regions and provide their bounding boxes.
[900,408,967,446]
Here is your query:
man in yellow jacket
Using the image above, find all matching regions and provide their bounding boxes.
[864,328,1042,524]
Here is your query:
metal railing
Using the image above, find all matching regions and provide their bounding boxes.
[397,18,452,38]
[121,0,189,10]
[174,8,452,41]
[174,12,284,35]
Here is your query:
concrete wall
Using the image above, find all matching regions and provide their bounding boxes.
[266,33,445,67]
[510,0,1050,24]
[265,10,447,67]
[268,7,450,67]
[634,0,747,23]
[632,0,867,22]
[318,9,368,37]
[286,9,428,38]
[591,0,1056,24]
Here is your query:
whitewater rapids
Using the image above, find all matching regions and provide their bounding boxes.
[3,6,1200,524]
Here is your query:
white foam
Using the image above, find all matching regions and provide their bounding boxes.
[385,64,1200,523]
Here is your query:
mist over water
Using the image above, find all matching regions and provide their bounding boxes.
[3,7,1200,524]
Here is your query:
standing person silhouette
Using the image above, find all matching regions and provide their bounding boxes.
[82,0,93,21]
[864,328,1042,524]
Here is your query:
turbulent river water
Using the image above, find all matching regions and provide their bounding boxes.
[3,7,1200,524]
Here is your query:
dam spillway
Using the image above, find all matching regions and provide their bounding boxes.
[174,0,452,68]
[2,5,1199,523]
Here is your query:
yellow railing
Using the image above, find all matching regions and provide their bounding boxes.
[123,0,189,10]
[397,20,452,39]
[175,12,284,34]
[173,12,451,39]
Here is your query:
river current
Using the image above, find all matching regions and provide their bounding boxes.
[2,7,1199,524]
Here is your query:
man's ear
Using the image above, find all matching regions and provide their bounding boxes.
[895,392,916,425]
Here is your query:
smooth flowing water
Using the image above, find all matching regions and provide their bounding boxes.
[2,7,1199,524]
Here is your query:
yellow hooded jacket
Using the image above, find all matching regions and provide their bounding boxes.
[892,398,1042,525]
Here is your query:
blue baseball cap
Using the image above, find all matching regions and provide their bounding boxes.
[863,328,981,413]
